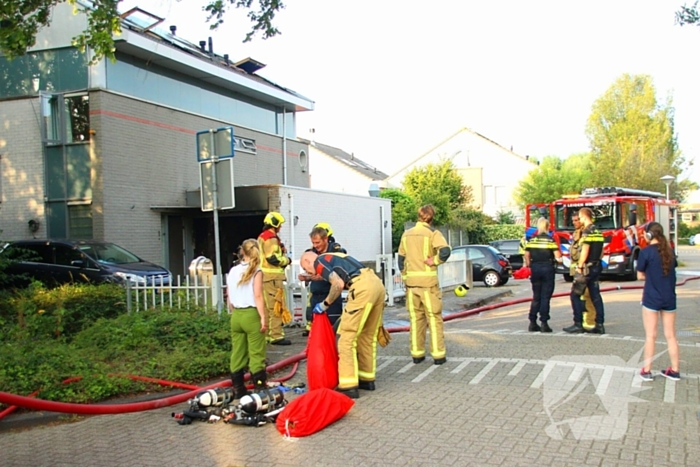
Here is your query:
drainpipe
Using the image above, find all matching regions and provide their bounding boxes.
[380,205,386,255]
[288,192,295,261]
[282,107,287,185]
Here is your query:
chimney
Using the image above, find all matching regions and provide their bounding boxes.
[169,25,177,35]
[199,41,206,51]
[224,54,230,65]
[208,37,213,54]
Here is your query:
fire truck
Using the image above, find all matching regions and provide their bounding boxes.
[526,187,678,281]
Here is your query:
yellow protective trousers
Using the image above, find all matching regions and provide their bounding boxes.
[262,278,286,342]
[337,270,385,390]
[407,285,445,360]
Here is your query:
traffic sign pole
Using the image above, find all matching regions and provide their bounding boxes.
[210,130,224,315]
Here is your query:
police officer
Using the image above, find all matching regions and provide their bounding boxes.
[299,223,347,335]
[570,212,596,329]
[300,250,385,399]
[398,204,451,365]
[524,217,562,332]
[257,212,292,345]
[564,207,606,334]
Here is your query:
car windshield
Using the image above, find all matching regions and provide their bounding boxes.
[78,243,141,265]
[487,246,502,256]
[554,202,618,231]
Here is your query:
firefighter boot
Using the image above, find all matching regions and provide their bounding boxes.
[252,370,268,391]
[528,320,541,332]
[231,370,249,400]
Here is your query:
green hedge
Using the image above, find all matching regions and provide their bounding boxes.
[482,225,525,243]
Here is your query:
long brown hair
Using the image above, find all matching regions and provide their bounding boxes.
[647,222,673,275]
[238,239,261,285]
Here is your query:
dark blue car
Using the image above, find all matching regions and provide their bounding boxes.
[1,239,171,287]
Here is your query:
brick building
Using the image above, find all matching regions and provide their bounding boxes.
[0,4,391,276]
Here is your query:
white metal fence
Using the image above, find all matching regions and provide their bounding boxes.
[125,255,470,313]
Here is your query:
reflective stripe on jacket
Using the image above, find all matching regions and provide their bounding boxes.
[398,222,450,288]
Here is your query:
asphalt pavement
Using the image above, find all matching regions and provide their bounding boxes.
[1,248,699,466]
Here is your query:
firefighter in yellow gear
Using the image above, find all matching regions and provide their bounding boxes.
[398,204,452,365]
[300,250,386,399]
[258,211,292,345]
[570,212,596,329]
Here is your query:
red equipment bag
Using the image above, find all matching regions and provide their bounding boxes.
[276,388,354,438]
[513,266,531,280]
[305,312,338,391]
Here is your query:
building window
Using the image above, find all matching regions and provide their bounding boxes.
[42,92,92,239]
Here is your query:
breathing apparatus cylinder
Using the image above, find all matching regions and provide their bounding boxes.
[238,387,285,415]
[194,387,233,408]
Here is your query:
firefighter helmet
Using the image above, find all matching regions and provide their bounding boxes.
[264,212,285,228]
[454,284,469,297]
[314,222,333,237]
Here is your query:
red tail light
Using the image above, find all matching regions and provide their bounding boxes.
[498,259,508,268]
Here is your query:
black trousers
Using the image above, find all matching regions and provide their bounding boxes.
[529,263,555,322]
[307,293,343,329]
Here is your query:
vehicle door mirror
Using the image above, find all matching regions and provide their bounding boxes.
[71,259,84,268]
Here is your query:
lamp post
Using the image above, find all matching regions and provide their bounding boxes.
[660,175,675,200]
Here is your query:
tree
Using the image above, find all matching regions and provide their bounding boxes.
[401,160,473,226]
[676,2,700,26]
[0,0,284,63]
[450,208,494,245]
[585,74,689,200]
[379,189,417,252]
[514,153,593,207]
[494,210,516,225]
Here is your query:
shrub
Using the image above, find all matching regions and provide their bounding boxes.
[483,225,525,243]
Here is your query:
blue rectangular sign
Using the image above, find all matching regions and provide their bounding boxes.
[196,126,235,162]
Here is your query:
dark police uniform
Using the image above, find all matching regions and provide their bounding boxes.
[570,224,605,327]
[313,253,385,391]
[525,233,559,324]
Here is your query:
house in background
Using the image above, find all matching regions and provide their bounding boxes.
[300,139,388,196]
[0,3,390,275]
[384,127,537,218]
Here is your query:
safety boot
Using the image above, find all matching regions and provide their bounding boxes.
[528,320,541,332]
[540,321,552,333]
[587,324,605,334]
[563,322,585,334]
[252,370,268,391]
[230,370,249,400]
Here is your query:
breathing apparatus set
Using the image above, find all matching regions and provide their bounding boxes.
[171,382,304,427]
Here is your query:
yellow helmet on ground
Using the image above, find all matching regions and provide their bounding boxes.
[264,212,285,228]
[454,284,469,297]
[314,222,333,237]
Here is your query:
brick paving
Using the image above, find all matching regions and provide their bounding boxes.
[2,267,699,466]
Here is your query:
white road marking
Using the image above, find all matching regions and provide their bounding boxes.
[376,356,397,372]
[569,365,585,381]
[531,361,557,389]
[412,365,439,383]
[663,378,676,403]
[397,362,416,373]
[508,361,527,376]
[450,359,473,374]
[470,361,498,385]
[595,367,615,396]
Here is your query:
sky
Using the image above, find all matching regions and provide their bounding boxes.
[118,0,700,182]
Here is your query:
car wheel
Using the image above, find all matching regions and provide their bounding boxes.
[500,277,509,285]
[563,273,574,283]
[624,251,639,281]
[483,270,501,287]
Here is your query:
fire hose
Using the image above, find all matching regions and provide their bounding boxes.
[1,275,698,417]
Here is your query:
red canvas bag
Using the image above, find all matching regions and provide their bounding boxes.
[305,312,338,390]
[276,388,354,437]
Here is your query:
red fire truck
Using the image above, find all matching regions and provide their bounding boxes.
[526,187,678,281]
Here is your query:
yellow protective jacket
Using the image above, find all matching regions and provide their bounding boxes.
[258,228,290,280]
[398,222,451,288]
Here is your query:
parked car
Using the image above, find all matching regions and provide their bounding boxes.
[489,239,524,270]
[1,239,171,288]
[453,245,512,287]
[689,233,700,246]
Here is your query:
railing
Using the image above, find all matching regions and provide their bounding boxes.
[125,254,470,312]
[375,253,470,307]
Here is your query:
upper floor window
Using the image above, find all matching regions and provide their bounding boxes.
[42,93,90,144]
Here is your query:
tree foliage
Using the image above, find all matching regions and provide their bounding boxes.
[585,74,689,200]
[401,160,473,226]
[676,1,700,25]
[449,208,494,245]
[0,0,284,63]
[379,189,417,253]
[514,153,593,207]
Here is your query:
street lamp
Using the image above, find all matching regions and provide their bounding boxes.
[660,175,675,200]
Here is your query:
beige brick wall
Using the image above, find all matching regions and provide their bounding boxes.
[0,98,46,240]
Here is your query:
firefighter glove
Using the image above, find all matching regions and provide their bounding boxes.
[377,325,392,347]
[312,301,329,314]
